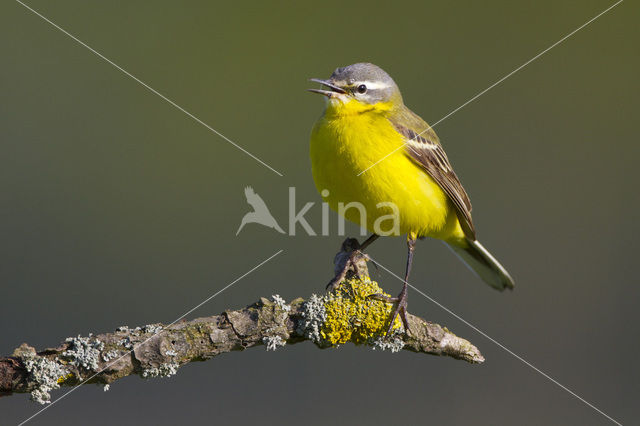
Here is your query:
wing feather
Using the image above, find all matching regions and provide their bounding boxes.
[389,109,476,239]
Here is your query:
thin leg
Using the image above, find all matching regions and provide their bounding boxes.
[327,234,379,291]
[393,237,416,333]
[371,236,416,334]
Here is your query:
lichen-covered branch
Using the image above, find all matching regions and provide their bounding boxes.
[0,239,484,404]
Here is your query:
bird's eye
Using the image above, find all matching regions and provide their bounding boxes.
[356,84,367,94]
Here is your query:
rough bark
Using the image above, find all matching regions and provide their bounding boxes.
[0,239,484,404]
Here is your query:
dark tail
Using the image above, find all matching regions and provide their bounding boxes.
[446,239,514,291]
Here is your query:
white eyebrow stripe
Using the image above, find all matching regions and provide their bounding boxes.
[358,80,392,90]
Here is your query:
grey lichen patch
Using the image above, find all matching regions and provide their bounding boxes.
[101,350,120,362]
[297,294,327,344]
[142,324,163,334]
[141,362,179,379]
[117,326,142,336]
[22,354,68,404]
[119,337,133,350]
[263,335,286,351]
[62,335,105,372]
[271,294,291,313]
[371,335,405,353]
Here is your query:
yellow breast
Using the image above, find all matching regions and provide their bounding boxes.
[310,100,464,241]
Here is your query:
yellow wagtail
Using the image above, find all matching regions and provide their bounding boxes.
[308,63,514,333]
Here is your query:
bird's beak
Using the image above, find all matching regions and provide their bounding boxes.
[307,78,347,97]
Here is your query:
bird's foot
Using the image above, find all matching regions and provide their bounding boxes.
[327,238,370,292]
[369,285,409,335]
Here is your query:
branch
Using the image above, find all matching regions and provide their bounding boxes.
[0,239,483,404]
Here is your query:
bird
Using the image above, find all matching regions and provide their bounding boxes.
[236,186,285,235]
[308,63,514,334]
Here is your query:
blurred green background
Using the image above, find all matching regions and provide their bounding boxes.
[1,0,638,424]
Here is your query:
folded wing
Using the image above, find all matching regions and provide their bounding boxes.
[389,109,476,240]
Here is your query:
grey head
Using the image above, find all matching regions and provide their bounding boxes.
[309,63,402,105]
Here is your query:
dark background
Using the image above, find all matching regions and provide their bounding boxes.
[1,1,638,424]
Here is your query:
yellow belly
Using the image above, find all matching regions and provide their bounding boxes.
[310,108,465,242]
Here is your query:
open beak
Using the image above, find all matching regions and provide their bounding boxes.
[307,78,346,97]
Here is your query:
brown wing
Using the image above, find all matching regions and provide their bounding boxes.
[389,111,476,240]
